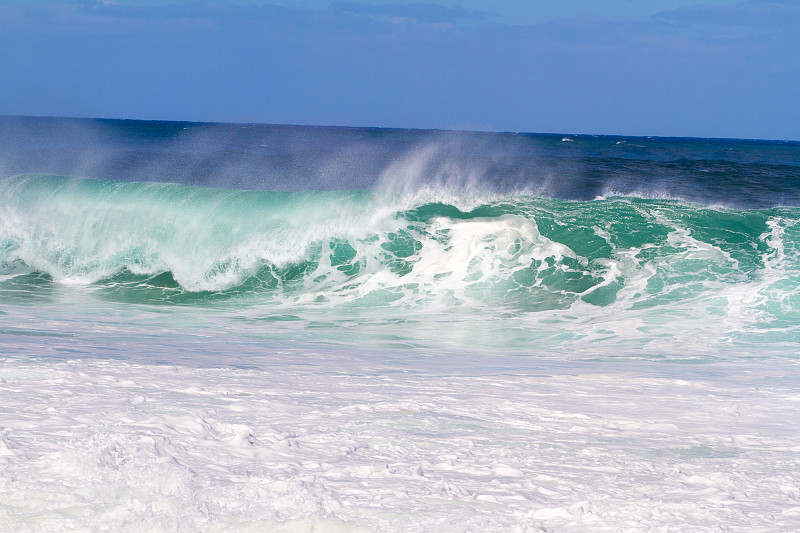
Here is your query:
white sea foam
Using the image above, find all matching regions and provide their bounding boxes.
[0,355,798,532]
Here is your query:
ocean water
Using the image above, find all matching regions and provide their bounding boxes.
[1,116,800,532]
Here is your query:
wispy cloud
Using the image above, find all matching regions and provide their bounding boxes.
[654,0,800,28]
[330,1,492,25]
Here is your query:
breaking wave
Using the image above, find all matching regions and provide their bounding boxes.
[1,174,798,323]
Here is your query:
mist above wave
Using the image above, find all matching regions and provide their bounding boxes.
[3,116,800,208]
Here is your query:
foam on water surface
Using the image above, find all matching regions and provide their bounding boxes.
[1,356,799,533]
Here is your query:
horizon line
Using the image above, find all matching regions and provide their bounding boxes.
[2,113,798,145]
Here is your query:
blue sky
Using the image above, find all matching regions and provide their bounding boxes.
[1,0,798,139]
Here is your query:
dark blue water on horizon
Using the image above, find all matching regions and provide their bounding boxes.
[2,114,799,208]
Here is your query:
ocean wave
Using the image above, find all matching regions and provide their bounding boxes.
[2,175,799,327]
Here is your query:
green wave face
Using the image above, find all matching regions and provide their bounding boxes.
[2,175,799,355]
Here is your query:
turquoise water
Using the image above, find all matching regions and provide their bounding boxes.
[2,173,799,359]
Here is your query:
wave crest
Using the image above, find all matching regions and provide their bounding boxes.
[2,176,800,339]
